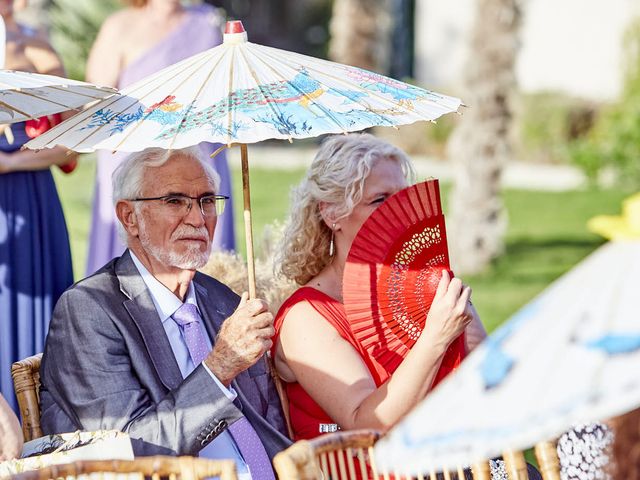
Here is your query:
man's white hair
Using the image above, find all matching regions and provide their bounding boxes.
[112,146,221,242]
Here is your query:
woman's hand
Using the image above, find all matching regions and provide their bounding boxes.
[421,270,474,351]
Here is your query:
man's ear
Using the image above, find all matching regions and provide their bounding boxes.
[318,202,339,230]
[115,200,139,237]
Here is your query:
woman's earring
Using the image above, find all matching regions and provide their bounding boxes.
[329,223,336,257]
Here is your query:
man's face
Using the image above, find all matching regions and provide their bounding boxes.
[135,154,217,270]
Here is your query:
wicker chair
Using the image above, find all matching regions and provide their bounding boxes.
[272,429,495,479]
[272,429,563,480]
[10,353,42,441]
[273,429,383,480]
[6,456,237,480]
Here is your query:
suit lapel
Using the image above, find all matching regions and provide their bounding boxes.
[194,280,228,338]
[116,251,183,391]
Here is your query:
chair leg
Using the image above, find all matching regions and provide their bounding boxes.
[534,441,561,480]
[502,450,528,480]
[471,461,492,480]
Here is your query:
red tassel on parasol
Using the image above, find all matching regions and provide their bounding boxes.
[343,179,466,387]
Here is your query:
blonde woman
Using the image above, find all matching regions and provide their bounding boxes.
[271,134,487,441]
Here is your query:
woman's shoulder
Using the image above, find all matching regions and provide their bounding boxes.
[278,286,335,312]
[275,286,350,333]
[99,8,140,37]
[276,286,327,318]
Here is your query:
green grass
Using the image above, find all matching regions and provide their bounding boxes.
[53,156,631,329]
[230,166,306,259]
[463,187,629,332]
[52,155,96,280]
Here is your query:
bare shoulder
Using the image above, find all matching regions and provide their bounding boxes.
[280,299,342,341]
[102,8,138,31]
[95,7,144,45]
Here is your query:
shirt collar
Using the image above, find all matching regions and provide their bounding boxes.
[129,251,199,323]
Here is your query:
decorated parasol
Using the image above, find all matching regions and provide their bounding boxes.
[343,179,466,388]
[373,239,640,476]
[24,20,461,299]
[0,70,116,124]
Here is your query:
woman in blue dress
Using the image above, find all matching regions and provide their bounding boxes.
[0,1,75,413]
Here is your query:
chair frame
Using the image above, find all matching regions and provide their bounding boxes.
[273,429,382,480]
[7,456,237,480]
[273,429,565,480]
[10,353,43,441]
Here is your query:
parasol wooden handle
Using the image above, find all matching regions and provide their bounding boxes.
[239,144,295,437]
[240,143,257,299]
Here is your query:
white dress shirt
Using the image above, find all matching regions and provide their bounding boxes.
[130,252,251,480]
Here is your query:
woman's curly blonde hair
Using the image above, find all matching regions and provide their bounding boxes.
[277,133,415,285]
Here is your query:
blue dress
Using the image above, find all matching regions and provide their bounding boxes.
[0,122,73,412]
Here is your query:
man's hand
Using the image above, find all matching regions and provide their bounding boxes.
[205,293,274,387]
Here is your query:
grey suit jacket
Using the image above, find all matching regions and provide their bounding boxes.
[40,251,291,458]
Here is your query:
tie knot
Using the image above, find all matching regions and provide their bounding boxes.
[172,303,201,327]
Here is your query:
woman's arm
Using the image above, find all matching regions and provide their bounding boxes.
[85,13,126,87]
[0,146,76,173]
[0,394,22,461]
[23,36,65,77]
[275,272,473,432]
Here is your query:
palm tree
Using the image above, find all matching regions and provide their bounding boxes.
[447,0,522,274]
[328,0,390,72]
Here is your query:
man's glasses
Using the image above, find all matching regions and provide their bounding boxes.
[129,194,228,217]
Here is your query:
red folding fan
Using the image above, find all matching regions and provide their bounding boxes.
[343,179,466,387]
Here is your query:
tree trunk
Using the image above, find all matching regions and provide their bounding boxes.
[447,0,522,275]
[328,0,391,72]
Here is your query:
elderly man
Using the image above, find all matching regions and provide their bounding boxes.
[40,148,290,479]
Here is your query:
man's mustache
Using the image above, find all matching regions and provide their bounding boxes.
[171,226,210,242]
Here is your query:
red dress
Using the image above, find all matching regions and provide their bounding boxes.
[272,286,465,441]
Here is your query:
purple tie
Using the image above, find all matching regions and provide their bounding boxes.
[172,303,275,480]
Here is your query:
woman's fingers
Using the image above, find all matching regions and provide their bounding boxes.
[444,276,464,304]
[455,286,473,316]
[433,269,451,300]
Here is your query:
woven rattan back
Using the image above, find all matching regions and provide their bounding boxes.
[10,353,42,441]
[273,430,381,480]
[272,430,562,480]
[6,456,237,480]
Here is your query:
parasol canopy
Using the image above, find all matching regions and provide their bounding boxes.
[373,240,640,474]
[0,70,117,124]
[23,20,462,303]
[24,21,461,153]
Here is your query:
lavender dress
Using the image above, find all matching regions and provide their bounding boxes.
[86,5,235,275]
